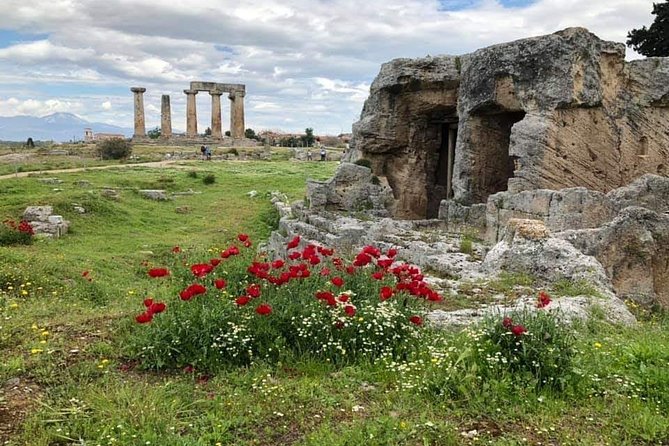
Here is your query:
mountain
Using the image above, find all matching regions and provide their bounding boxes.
[0,112,133,142]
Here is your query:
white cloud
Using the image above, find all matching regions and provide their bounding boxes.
[0,97,85,116]
[0,0,658,134]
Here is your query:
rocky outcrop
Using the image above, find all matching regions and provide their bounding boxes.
[306,163,394,217]
[349,28,669,219]
[22,206,69,238]
[559,207,669,310]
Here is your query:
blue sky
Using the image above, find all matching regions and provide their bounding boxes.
[0,0,656,135]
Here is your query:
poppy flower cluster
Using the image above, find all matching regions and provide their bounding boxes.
[3,219,35,236]
[537,291,552,308]
[502,316,527,336]
[135,298,167,323]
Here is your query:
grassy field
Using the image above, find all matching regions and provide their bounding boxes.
[1,157,668,445]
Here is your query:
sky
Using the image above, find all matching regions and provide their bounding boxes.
[0,0,658,135]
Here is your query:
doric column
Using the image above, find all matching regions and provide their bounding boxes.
[229,90,246,139]
[130,87,146,138]
[160,94,172,139]
[184,89,198,137]
[210,91,223,139]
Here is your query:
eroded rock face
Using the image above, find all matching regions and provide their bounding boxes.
[306,163,394,217]
[559,207,669,310]
[350,27,669,219]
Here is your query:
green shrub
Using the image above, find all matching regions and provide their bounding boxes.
[474,307,576,389]
[186,170,198,179]
[354,159,372,169]
[459,235,473,255]
[0,220,34,246]
[226,148,239,156]
[125,238,436,371]
[96,138,132,160]
[202,174,216,185]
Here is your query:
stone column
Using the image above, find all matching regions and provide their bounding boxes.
[130,87,146,138]
[184,89,198,138]
[160,95,172,139]
[210,91,223,139]
[229,90,245,139]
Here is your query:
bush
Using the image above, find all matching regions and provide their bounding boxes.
[126,237,439,371]
[96,138,132,160]
[186,171,198,179]
[202,174,216,185]
[226,148,239,156]
[474,303,576,389]
[0,220,34,246]
[354,158,372,169]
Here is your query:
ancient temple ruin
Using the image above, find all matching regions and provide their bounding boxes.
[130,81,247,142]
[345,27,669,219]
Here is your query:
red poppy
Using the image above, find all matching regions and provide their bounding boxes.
[409,315,423,326]
[387,248,398,258]
[235,296,251,306]
[191,263,213,277]
[371,271,385,280]
[172,246,181,253]
[143,298,154,307]
[238,233,249,242]
[135,312,153,324]
[247,284,261,298]
[353,252,372,267]
[380,286,394,301]
[337,293,349,303]
[331,276,345,287]
[243,240,252,248]
[148,268,170,278]
[318,246,334,256]
[287,236,301,249]
[344,305,356,317]
[272,259,285,269]
[82,270,90,277]
[334,320,345,329]
[214,279,226,289]
[320,267,331,276]
[288,251,301,260]
[511,324,527,336]
[362,245,381,258]
[149,302,166,313]
[502,316,514,329]
[180,283,206,301]
[309,256,321,265]
[210,258,221,267]
[255,303,272,315]
[346,266,356,275]
[537,291,552,308]
[377,257,394,269]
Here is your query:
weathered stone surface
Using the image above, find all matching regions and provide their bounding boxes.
[438,200,487,232]
[23,206,69,238]
[23,206,53,222]
[559,207,669,310]
[306,163,393,216]
[482,218,611,289]
[348,27,669,220]
[138,189,170,201]
[101,188,120,200]
[606,174,669,213]
[38,178,63,184]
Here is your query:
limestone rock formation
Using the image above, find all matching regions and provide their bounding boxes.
[348,28,669,219]
[22,206,69,238]
[306,163,393,216]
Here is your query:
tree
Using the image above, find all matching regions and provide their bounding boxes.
[245,128,258,140]
[147,127,161,139]
[204,127,212,136]
[301,127,316,147]
[627,1,669,57]
[96,138,132,160]
[225,130,231,137]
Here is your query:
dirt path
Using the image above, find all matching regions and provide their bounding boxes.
[0,159,188,181]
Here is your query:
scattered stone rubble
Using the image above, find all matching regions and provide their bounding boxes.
[22,206,69,238]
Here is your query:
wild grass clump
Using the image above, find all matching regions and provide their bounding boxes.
[202,174,216,185]
[125,237,437,371]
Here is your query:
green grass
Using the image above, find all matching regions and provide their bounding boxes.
[1,159,668,445]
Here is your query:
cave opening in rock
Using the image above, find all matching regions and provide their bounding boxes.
[469,109,526,202]
[426,120,458,218]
